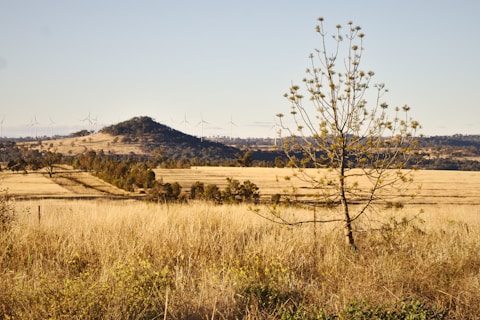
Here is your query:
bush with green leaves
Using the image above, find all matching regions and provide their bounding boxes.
[190,181,205,200]
[204,184,223,203]
[222,178,260,204]
[190,179,260,204]
[73,151,156,191]
[147,182,182,203]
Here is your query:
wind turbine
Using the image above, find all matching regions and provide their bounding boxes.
[227,114,237,139]
[48,117,56,138]
[91,115,98,133]
[80,112,96,134]
[169,116,177,128]
[179,114,190,132]
[196,114,209,142]
[80,112,92,125]
[30,115,40,139]
[271,116,282,147]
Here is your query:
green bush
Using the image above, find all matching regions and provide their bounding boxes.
[190,181,205,200]
[204,184,222,203]
[147,182,182,203]
[222,178,260,204]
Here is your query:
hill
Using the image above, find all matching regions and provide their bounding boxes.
[1,116,282,167]
[99,116,241,164]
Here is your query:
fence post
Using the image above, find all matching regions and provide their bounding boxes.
[38,205,41,224]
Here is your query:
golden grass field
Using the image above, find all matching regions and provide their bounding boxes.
[1,165,131,199]
[22,132,146,156]
[1,167,480,318]
[4,165,480,205]
[156,166,480,205]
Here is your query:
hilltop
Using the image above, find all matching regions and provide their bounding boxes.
[99,116,241,163]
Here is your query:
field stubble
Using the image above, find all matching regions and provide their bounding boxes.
[156,167,480,205]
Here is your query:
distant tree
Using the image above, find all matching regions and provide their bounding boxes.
[236,149,253,167]
[7,159,27,173]
[42,151,63,178]
[276,18,421,250]
[70,129,90,137]
[274,156,286,168]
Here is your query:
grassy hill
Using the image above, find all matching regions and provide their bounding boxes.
[7,116,249,166]
[100,116,241,163]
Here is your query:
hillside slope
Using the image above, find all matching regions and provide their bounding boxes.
[100,116,241,162]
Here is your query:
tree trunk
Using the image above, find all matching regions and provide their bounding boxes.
[341,194,357,251]
[340,151,357,251]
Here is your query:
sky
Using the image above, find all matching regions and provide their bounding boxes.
[0,0,479,138]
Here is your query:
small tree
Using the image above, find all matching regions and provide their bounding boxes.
[277,18,421,250]
[223,178,260,204]
[42,150,63,178]
[236,149,253,167]
[147,182,182,203]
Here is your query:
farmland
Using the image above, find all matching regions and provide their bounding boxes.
[1,167,480,318]
[3,165,480,205]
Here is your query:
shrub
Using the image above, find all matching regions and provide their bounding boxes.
[222,178,260,204]
[190,181,205,200]
[204,184,222,204]
[147,182,182,203]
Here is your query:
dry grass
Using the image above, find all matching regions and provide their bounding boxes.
[2,168,480,317]
[20,132,145,156]
[157,167,480,204]
[4,159,480,204]
[0,171,70,196]
[1,166,132,199]
[1,198,479,318]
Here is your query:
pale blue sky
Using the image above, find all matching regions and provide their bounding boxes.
[0,0,479,138]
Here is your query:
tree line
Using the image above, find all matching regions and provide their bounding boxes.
[71,150,260,204]
[72,150,156,191]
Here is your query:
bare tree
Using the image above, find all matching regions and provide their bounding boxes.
[276,18,421,250]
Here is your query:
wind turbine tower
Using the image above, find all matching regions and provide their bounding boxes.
[179,114,190,132]
[271,116,282,147]
[49,117,56,138]
[228,115,237,140]
[197,114,209,142]
[30,116,40,139]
